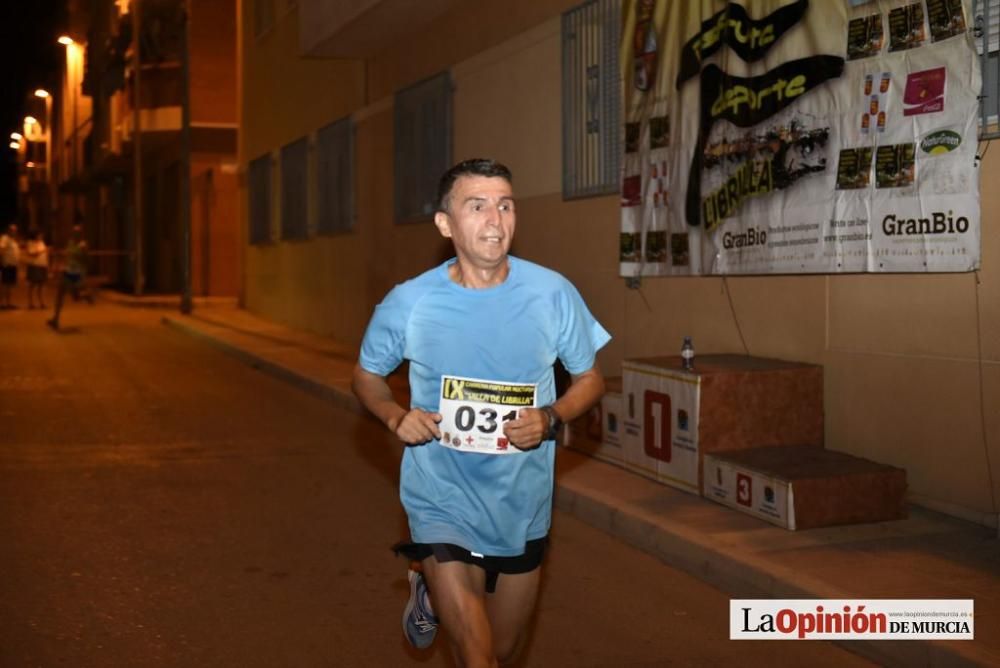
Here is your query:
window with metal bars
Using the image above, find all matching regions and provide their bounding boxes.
[562,0,621,199]
[316,117,354,235]
[248,153,272,245]
[280,137,309,240]
[976,0,1000,136]
[394,72,452,223]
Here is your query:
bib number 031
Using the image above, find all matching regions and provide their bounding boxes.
[438,375,537,455]
[454,406,518,433]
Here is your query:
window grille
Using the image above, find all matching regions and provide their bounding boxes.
[976,0,1000,136]
[316,117,354,234]
[394,72,452,223]
[281,137,309,240]
[562,0,621,199]
[248,153,272,245]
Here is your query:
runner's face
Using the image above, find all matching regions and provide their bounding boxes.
[435,175,515,269]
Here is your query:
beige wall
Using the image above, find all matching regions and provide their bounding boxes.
[240,1,1000,525]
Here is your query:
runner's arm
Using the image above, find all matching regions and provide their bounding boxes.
[351,364,442,445]
[504,364,605,449]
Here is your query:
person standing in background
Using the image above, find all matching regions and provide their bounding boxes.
[0,224,20,309]
[25,229,49,310]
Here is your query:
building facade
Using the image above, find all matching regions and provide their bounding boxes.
[240,0,1000,527]
[31,0,241,296]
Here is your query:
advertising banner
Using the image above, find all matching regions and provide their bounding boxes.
[621,0,981,275]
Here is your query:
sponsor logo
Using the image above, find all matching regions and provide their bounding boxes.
[678,409,689,431]
[496,437,509,451]
[723,227,768,249]
[920,130,961,155]
[904,67,946,116]
[764,486,775,504]
[882,211,969,235]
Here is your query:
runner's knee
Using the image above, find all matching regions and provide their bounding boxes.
[494,633,526,666]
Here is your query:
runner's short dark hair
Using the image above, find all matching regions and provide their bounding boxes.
[436,159,513,213]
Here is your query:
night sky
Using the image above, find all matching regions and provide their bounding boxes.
[1,1,66,222]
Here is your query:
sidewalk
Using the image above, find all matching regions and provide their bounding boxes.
[159,303,998,667]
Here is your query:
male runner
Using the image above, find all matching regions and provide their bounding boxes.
[353,158,609,666]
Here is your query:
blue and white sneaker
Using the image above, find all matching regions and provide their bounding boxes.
[403,569,438,649]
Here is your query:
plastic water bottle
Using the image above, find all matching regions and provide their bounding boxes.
[681,336,695,371]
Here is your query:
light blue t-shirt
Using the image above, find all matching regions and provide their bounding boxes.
[359,256,611,556]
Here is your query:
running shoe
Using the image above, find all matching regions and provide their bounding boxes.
[402,569,438,649]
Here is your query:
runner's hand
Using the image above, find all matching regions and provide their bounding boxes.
[390,409,442,445]
[503,408,548,451]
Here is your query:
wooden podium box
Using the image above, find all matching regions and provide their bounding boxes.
[621,355,823,494]
[703,446,907,529]
[565,377,624,464]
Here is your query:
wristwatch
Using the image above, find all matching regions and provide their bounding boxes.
[541,405,563,441]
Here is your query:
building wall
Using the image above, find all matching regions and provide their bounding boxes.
[240,1,1000,525]
[191,0,238,125]
[187,0,240,296]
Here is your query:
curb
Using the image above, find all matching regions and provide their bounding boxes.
[104,292,239,310]
[162,315,362,415]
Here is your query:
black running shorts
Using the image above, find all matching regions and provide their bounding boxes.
[393,536,549,594]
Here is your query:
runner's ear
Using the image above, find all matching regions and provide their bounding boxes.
[433,211,453,239]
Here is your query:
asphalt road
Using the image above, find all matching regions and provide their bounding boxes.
[0,303,873,667]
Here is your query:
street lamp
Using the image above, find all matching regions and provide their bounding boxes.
[9,142,20,150]
[32,90,54,204]
[24,116,38,126]
[11,132,22,141]
[60,35,83,223]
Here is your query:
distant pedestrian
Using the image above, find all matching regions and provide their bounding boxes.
[47,225,88,330]
[25,229,48,309]
[0,224,19,309]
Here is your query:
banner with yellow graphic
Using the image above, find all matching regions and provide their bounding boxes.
[620,0,981,275]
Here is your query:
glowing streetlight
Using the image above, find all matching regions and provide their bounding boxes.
[26,161,36,168]
[58,35,75,46]
[34,89,50,99]
[24,116,38,126]
[9,142,20,150]
[10,132,22,141]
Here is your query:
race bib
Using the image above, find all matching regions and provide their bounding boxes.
[438,375,537,455]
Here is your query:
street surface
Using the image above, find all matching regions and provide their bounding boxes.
[0,302,873,666]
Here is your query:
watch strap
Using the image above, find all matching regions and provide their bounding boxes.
[541,405,563,441]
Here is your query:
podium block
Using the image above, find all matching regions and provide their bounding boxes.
[565,377,624,465]
[703,446,907,529]
[621,355,823,493]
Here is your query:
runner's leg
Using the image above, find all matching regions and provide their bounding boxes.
[48,280,67,328]
[485,568,541,666]
[421,557,495,667]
